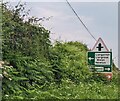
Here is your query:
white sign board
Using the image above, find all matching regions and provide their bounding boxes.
[95,53,111,65]
[95,67,104,71]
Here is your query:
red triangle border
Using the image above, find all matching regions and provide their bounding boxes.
[92,37,109,51]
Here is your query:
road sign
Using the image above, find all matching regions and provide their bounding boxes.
[95,52,111,66]
[88,37,112,73]
[92,37,109,52]
[103,72,112,80]
[88,37,113,79]
[88,51,112,72]
[88,52,112,67]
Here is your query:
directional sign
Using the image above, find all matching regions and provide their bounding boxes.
[88,51,112,72]
[88,52,112,67]
[95,52,111,66]
[92,37,109,52]
[88,37,113,73]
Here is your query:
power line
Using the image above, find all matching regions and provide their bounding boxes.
[65,1,118,61]
[66,0,97,41]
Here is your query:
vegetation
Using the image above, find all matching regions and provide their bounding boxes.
[1,2,119,100]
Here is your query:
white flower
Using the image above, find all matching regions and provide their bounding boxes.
[8,78,12,81]
[0,74,3,78]
[0,66,3,69]
[0,61,4,65]
[3,71,8,75]
[5,95,9,97]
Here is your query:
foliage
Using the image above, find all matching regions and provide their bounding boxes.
[2,2,54,99]
[50,41,91,84]
[1,2,119,100]
[2,2,51,60]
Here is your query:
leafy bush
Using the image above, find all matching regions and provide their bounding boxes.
[1,2,119,100]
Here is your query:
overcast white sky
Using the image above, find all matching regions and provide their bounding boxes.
[3,0,120,2]
[5,1,118,67]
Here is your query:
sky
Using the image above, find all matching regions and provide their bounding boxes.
[4,1,118,67]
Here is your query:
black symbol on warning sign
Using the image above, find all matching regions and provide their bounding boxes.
[96,43,103,51]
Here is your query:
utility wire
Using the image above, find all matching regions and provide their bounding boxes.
[66,0,97,41]
[65,0,117,59]
[66,0,118,61]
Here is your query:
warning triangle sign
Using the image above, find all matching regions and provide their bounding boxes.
[92,37,109,52]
